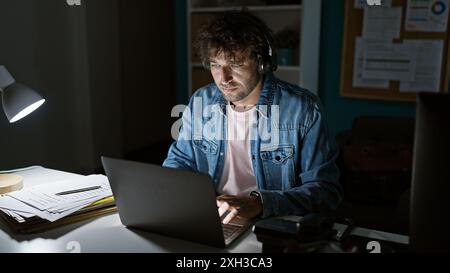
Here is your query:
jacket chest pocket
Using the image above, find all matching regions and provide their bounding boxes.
[193,139,218,155]
[260,145,295,190]
[193,138,219,175]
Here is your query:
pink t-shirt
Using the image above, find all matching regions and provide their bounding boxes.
[217,105,257,197]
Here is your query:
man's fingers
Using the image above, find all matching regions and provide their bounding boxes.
[217,196,232,207]
[222,208,238,224]
[218,202,229,217]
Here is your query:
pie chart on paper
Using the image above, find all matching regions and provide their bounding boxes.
[431,1,447,15]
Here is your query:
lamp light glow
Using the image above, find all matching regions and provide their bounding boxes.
[9,99,46,123]
[0,65,45,123]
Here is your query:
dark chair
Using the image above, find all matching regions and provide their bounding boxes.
[335,116,414,234]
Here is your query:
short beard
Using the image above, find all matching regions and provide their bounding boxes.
[221,88,249,102]
[220,75,262,103]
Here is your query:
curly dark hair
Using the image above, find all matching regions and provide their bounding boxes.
[195,11,275,69]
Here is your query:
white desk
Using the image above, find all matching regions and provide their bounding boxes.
[0,167,409,253]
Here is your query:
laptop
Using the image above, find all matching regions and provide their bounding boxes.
[101,156,254,248]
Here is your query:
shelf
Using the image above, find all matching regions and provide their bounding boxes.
[191,5,302,13]
[187,0,322,95]
[277,65,300,71]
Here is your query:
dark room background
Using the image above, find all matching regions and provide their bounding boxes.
[0,0,424,174]
[2,0,449,235]
[0,0,176,173]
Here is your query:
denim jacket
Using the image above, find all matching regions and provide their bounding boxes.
[163,73,343,218]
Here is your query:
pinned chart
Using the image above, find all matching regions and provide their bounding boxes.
[341,0,450,102]
[406,0,449,32]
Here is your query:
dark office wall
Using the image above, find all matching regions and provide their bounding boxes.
[85,0,124,170]
[175,0,189,105]
[0,0,48,170]
[0,0,92,172]
[1,0,177,173]
[0,0,123,173]
[319,0,416,136]
[119,0,176,156]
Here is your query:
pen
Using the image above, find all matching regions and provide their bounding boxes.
[55,186,101,196]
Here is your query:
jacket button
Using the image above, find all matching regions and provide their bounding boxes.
[252,155,255,160]
[275,155,281,161]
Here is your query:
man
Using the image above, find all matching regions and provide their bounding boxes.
[163,11,342,225]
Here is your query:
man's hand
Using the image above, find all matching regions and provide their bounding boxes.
[216,195,262,224]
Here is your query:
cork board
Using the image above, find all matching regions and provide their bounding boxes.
[340,0,450,102]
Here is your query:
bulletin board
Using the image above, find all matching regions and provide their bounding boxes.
[340,0,450,102]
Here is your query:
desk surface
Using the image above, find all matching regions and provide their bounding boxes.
[0,167,409,253]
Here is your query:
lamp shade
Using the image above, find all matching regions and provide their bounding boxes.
[0,65,45,123]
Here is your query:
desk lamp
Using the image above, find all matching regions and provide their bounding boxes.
[0,65,45,194]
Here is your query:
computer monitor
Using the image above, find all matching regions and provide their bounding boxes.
[409,93,450,252]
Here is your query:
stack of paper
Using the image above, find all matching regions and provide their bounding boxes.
[0,175,112,223]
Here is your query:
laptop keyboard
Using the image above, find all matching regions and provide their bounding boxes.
[222,223,243,240]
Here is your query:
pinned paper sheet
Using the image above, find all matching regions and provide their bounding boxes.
[363,5,402,39]
[400,40,444,93]
[406,0,449,32]
[362,42,419,81]
[353,37,390,88]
